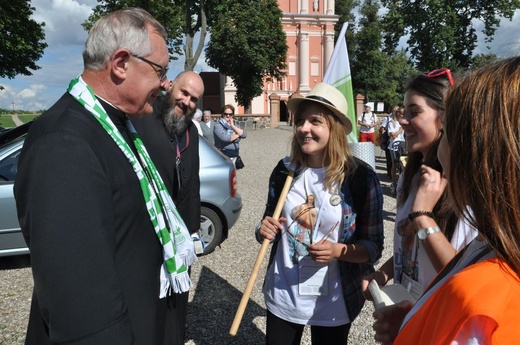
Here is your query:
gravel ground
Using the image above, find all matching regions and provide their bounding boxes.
[0,126,397,345]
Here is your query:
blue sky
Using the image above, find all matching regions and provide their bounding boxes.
[1,0,520,111]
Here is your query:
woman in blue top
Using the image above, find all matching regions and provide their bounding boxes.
[213,104,247,166]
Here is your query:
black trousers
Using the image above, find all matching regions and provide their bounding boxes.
[164,291,189,345]
[266,310,351,345]
[384,147,392,177]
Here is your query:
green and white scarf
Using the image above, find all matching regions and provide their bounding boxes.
[68,76,196,297]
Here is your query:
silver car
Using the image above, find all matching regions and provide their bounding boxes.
[0,123,242,256]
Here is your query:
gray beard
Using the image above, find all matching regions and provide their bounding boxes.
[158,95,194,137]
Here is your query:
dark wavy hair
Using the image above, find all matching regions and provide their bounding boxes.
[398,73,457,239]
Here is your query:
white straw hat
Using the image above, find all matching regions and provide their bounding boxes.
[287,82,352,134]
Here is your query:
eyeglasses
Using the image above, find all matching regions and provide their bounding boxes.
[426,68,454,86]
[223,112,234,117]
[132,54,169,80]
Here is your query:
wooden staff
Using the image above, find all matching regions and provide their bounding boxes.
[229,170,294,336]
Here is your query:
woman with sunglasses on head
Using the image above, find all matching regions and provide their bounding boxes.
[362,69,478,322]
[376,56,520,345]
[256,83,384,345]
[213,104,247,165]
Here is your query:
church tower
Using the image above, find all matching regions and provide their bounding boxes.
[222,0,339,116]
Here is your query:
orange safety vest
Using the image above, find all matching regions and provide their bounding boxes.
[395,258,520,345]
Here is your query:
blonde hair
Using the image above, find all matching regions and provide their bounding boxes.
[290,100,356,191]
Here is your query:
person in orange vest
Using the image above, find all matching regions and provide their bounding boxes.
[373,57,520,344]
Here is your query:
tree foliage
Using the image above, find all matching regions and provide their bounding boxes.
[350,0,385,101]
[335,0,417,105]
[83,0,185,60]
[381,0,520,71]
[334,0,360,58]
[205,0,287,108]
[471,53,501,70]
[0,1,47,89]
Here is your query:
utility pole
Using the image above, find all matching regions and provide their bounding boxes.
[11,100,15,113]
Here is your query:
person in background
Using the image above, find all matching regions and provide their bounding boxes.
[375,56,520,345]
[192,108,203,135]
[14,8,189,344]
[388,107,405,196]
[379,105,399,177]
[257,82,384,345]
[357,104,378,143]
[362,69,477,306]
[132,70,204,345]
[200,109,215,145]
[214,104,247,165]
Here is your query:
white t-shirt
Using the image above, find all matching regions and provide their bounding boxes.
[393,172,478,296]
[388,119,405,151]
[380,114,392,129]
[263,167,349,326]
[357,112,378,133]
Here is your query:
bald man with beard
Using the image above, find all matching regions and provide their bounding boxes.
[132,71,205,345]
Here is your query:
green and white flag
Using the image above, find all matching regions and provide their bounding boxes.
[323,23,358,143]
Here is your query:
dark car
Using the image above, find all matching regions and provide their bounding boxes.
[0,122,242,256]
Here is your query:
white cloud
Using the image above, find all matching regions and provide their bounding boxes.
[19,89,37,99]
[0,84,49,112]
[20,85,47,99]
[31,0,96,46]
[0,86,16,104]
[474,9,520,57]
[0,0,94,110]
[1,3,519,111]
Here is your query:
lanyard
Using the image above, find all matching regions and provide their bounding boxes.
[174,129,189,192]
[174,129,190,158]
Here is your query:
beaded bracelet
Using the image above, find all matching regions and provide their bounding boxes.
[408,210,435,221]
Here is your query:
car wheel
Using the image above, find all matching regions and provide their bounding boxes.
[199,206,223,255]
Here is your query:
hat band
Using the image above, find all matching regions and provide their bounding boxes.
[307,95,335,108]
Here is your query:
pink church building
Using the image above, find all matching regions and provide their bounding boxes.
[202,0,340,120]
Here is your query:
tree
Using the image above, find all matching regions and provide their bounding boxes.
[351,1,391,105]
[83,0,185,60]
[334,0,360,58]
[0,1,47,90]
[381,0,520,71]
[334,0,416,108]
[471,53,501,70]
[183,0,208,71]
[205,0,287,108]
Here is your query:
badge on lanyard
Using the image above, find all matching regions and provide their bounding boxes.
[298,256,329,296]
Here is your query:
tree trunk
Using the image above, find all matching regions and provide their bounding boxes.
[184,0,207,71]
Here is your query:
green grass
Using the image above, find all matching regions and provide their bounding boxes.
[0,116,16,128]
[0,114,39,128]
[18,115,39,123]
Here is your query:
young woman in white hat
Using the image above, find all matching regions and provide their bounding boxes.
[256,82,384,344]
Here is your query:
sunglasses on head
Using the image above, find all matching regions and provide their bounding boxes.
[426,68,454,86]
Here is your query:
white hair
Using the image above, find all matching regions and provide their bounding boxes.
[193,109,203,120]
